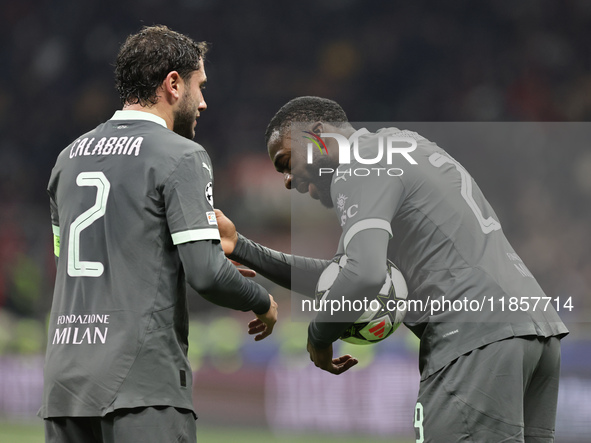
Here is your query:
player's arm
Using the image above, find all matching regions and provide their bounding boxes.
[164,151,277,339]
[216,209,330,297]
[177,240,277,340]
[231,233,330,296]
[48,185,60,266]
[305,229,390,374]
[308,228,390,345]
[307,156,401,373]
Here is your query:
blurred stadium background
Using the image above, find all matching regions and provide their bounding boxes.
[1,0,590,441]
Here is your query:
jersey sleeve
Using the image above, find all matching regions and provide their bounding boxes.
[229,233,331,296]
[332,166,404,252]
[178,240,271,315]
[50,197,60,258]
[48,170,61,258]
[308,228,391,348]
[163,150,220,245]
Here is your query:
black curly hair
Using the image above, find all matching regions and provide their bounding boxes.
[115,25,208,106]
[264,96,350,146]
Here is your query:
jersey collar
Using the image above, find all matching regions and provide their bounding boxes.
[348,127,370,142]
[111,110,167,128]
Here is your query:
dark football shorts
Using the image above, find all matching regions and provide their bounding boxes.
[414,336,561,443]
[44,406,196,443]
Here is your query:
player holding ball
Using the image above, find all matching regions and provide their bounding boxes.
[217,96,568,442]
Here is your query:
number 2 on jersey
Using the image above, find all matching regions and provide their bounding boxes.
[67,172,111,277]
[429,153,501,234]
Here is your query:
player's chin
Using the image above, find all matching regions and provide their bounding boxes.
[307,183,333,208]
[318,191,334,208]
[319,195,334,209]
[173,124,196,140]
[309,183,319,199]
[309,183,333,208]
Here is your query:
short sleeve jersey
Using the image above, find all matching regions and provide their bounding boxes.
[41,110,220,417]
[332,128,568,379]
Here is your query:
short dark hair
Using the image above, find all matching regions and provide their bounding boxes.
[115,25,208,106]
[264,96,349,146]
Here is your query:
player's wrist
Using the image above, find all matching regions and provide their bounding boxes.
[250,286,272,315]
[229,231,239,252]
[228,232,246,260]
[307,323,334,350]
[255,293,276,317]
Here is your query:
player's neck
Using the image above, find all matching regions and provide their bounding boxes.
[340,126,357,139]
[122,103,174,131]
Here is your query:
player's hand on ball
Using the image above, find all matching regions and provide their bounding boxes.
[307,339,358,375]
[249,294,278,341]
[214,209,238,255]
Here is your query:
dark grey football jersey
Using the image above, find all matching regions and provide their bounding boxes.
[331,128,568,378]
[42,110,220,417]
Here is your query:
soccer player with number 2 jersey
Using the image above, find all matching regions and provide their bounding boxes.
[41,25,277,443]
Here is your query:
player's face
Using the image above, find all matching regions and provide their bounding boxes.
[268,133,335,208]
[172,63,207,139]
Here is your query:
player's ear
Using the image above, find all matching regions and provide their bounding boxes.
[311,121,324,135]
[162,71,182,103]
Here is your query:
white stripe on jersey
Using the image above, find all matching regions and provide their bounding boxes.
[343,218,392,252]
[171,228,221,245]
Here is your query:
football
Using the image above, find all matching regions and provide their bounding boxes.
[315,254,408,345]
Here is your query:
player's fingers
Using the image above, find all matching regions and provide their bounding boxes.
[248,325,266,335]
[248,318,263,328]
[248,322,266,335]
[228,260,256,277]
[322,363,342,374]
[332,354,354,365]
[254,327,271,341]
[255,317,277,341]
[260,321,274,338]
[333,358,358,374]
[238,268,256,278]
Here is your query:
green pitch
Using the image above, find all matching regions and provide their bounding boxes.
[0,421,44,443]
[0,420,412,443]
